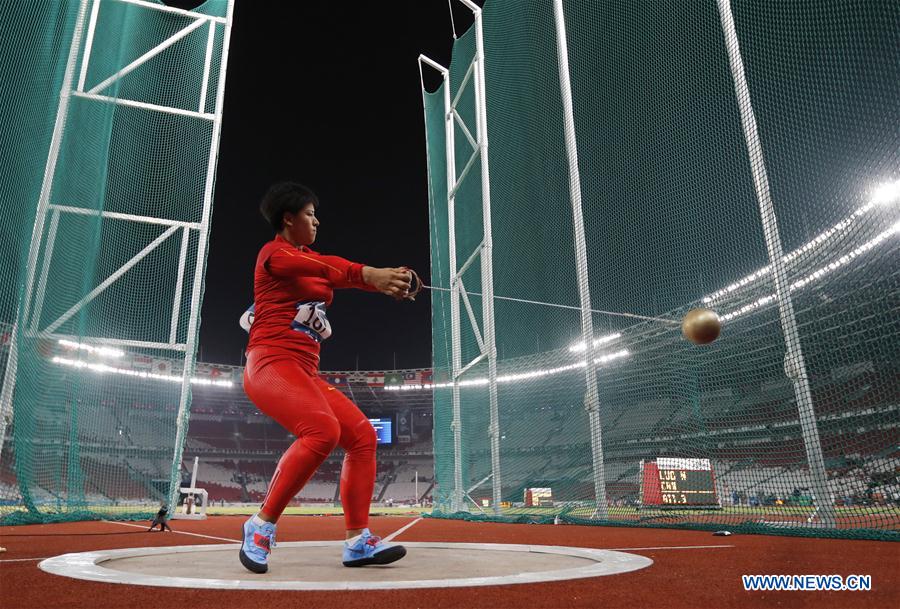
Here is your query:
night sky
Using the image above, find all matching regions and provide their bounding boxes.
[168,1,477,370]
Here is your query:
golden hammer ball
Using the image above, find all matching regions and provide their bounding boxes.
[682,308,721,345]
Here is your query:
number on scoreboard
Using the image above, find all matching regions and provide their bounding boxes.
[639,458,721,509]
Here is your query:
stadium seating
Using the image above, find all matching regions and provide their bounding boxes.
[2,346,893,512]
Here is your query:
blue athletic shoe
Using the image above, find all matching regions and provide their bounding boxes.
[342,529,407,567]
[239,516,276,573]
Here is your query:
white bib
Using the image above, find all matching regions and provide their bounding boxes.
[290,301,332,342]
[239,304,255,333]
[239,301,332,343]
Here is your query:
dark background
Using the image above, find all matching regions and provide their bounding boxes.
[166,1,479,370]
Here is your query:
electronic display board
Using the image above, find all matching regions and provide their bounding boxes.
[369,418,393,445]
[640,458,720,508]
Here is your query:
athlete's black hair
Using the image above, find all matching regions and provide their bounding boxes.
[259,181,319,232]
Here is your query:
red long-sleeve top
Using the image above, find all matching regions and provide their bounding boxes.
[246,235,373,362]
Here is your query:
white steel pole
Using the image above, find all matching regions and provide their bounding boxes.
[443,66,465,515]
[199,20,216,113]
[29,209,61,333]
[0,324,18,461]
[116,0,226,23]
[419,54,463,514]
[169,226,190,344]
[467,4,503,516]
[552,0,608,519]
[76,0,101,93]
[716,0,834,527]
[189,456,199,489]
[168,0,235,511]
[0,0,93,461]
[87,18,208,96]
[44,225,180,334]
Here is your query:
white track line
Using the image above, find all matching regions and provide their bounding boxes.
[382,517,422,542]
[1,557,49,562]
[62,520,732,552]
[102,519,238,543]
[606,544,735,551]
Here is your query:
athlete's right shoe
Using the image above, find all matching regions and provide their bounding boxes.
[342,529,407,567]
[239,516,276,574]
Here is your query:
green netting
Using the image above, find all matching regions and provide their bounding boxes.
[425,0,899,540]
[0,0,231,524]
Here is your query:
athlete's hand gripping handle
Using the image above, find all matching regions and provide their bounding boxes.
[362,266,419,300]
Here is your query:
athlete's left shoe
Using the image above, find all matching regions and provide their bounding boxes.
[239,516,276,574]
[342,529,407,567]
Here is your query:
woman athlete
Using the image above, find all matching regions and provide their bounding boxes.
[238,182,412,573]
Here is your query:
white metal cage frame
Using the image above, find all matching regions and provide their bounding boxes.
[419,0,503,515]
[0,0,236,514]
[421,0,838,527]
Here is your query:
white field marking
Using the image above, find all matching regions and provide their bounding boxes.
[605,545,735,551]
[382,517,423,542]
[102,519,239,543]
[38,541,653,590]
[1,557,50,562]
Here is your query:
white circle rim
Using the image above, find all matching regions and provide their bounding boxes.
[39,541,653,590]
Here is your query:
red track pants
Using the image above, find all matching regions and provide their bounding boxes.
[243,347,376,529]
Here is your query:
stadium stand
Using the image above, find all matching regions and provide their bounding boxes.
[0,332,895,513]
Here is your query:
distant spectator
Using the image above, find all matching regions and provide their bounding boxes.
[148,504,172,532]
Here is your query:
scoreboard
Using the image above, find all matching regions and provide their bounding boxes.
[640,458,721,508]
[368,418,393,445]
[524,487,553,507]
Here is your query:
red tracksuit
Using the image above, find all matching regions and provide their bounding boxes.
[243,234,378,527]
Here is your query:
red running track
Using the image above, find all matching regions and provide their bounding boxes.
[1,515,897,609]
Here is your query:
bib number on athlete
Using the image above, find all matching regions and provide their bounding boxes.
[291,301,332,342]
